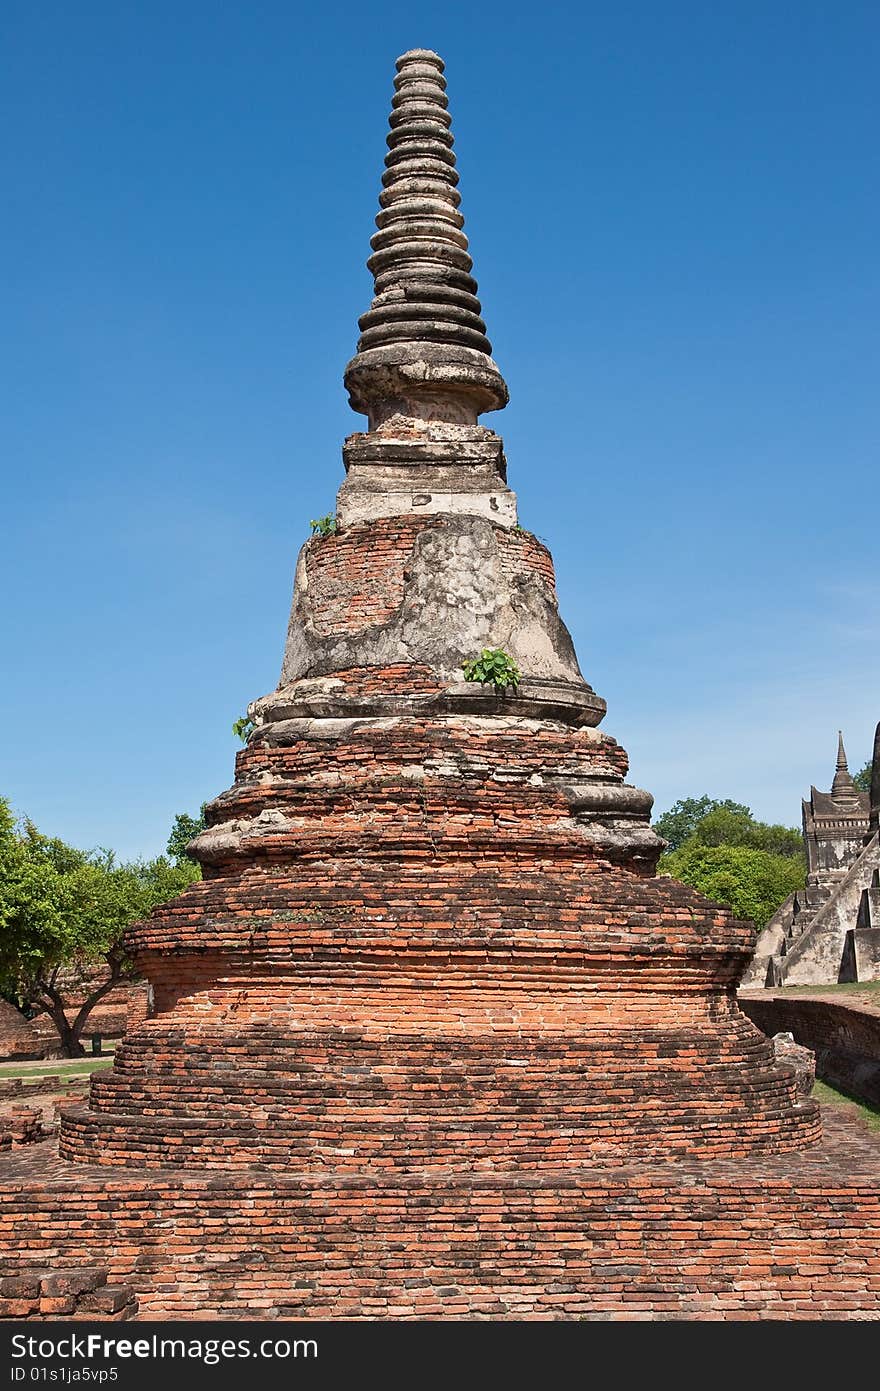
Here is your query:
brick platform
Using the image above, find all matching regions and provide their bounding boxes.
[2,1109,879,1320]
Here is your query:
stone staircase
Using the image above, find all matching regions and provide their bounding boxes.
[761,835,880,986]
[766,886,831,985]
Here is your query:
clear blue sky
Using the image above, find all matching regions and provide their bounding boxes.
[2,1,877,860]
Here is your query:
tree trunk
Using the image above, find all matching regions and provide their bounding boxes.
[45,1003,84,1058]
[37,977,115,1057]
[68,972,122,1055]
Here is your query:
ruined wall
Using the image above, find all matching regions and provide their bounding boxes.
[739,992,880,1108]
[0,1001,48,1062]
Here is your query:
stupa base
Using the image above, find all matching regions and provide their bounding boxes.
[2,1109,878,1321]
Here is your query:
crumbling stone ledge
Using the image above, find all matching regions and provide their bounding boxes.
[0,1267,136,1320]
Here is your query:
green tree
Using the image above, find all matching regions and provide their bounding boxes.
[688,806,803,859]
[660,843,806,929]
[0,799,199,1056]
[653,796,751,852]
[853,761,872,795]
[166,805,207,864]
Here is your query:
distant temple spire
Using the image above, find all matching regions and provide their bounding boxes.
[871,721,880,832]
[831,729,858,801]
[344,49,508,429]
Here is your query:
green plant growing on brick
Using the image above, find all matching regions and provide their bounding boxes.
[462,648,522,695]
[309,514,337,539]
[232,715,255,744]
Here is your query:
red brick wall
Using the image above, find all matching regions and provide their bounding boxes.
[333,664,444,695]
[497,528,556,592]
[305,518,444,636]
[0,1266,135,1320]
[55,849,820,1170]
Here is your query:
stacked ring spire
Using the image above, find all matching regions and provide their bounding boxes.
[356,50,493,358]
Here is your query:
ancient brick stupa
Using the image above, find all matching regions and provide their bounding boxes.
[60,48,817,1173]
[3,50,879,1321]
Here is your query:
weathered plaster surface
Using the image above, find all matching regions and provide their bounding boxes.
[278,516,587,690]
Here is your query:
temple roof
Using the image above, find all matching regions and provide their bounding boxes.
[807,787,870,819]
[804,731,870,820]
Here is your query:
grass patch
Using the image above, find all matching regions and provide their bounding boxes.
[0,1057,114,1079]
[812,1078,880,1132]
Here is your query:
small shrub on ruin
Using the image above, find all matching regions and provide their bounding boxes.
[462,649,522,695]
[309,514,337,538]
[232,715,255,744]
